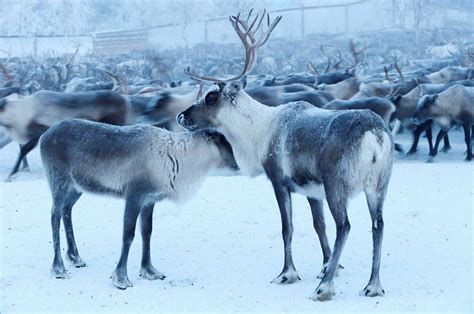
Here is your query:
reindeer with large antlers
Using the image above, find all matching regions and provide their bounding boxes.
[178,10,394,301]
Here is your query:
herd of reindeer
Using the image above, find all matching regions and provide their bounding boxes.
[1,10,473,302]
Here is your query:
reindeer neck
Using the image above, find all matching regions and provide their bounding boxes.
[216,92,277,176]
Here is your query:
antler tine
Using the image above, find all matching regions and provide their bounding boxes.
[236,12,241,24]
[383,66,390,81]
[236,19,256,43]
[333,52,343,70]
[185,66,225,84]
[255,14,282,47]
[307,62,320,78]
[246,8,253,24]
[320,45,332,72]
[394,57,404,81]
[0,49,12,82]
[0,64,12,82]
[324,58,331,73]
[230,15,251,47]
[467,47,474,57]
[97,66,130,93]
[247,13,260,35]
[0,48,11,65]
[255,9,266,32]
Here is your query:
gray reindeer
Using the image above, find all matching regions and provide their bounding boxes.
[40,119,237,289]
[178,10,394,301]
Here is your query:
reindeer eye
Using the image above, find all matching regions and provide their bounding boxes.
[205,91,219,106]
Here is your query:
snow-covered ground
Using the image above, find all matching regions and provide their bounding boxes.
[0,130,472,313]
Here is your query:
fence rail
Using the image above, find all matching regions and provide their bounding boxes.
[0,0,471,57]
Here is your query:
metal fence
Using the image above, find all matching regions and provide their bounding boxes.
[0,0,471,57]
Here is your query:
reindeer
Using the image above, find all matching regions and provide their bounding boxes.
[425,66,473,84]
[412,84,473,161]
[323,97,395,125]
[307,45,355,87]
[40,118,237,289]
[0,90,131,180]
[141,88,200,131]
[315,77,361,100]
[389,81,474,155]
[179,10,394,301]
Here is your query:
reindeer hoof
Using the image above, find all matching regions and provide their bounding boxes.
[51,265,69,279]
[271,268,301,284]
[317,263,344,279]
[311,281,335,301]
[111,270,133,290]
[139,265,166,280]
[426,156,435,163]
[67,254,86,268]
[360,282,385,297]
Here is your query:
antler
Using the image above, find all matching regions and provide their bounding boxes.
[332,50,344,70]
[185,9,282,84]
[0,48,12,82]
[97,66,129,94]
[320,45,332,73]
[66,43,80,68]
[467,47,474,59]
[307,62,320,78]
[347,39,367,70]
[393,57,404,82]
[383,65,391,81]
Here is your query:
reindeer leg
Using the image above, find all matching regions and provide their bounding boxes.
[270,181,300,284]
[428,130,447,162]
[6,138,39,181]
[139,203,166,280]
[407,121,431,154]
[62,189,85,267]
[463,123,472,161]
[360,178,389,298]
[21,155,30,172]
[308,198,343,279]
[50,177,75,279]
[312,188,349,301]
[441,133,451,152]
[111,193,143,289]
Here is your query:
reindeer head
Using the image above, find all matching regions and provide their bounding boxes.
[412,94,438,125]
[178,79,248,131]
[178,9,280,131]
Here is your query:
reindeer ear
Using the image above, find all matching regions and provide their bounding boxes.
[391,94,402,104]
[241,76,247,89]
[224,80,244,99]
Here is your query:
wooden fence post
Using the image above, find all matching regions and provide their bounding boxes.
[33,35,38,58]
[345,5,349,34]
[301,6,305,38]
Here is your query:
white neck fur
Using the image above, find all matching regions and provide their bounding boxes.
[215,92,277,176]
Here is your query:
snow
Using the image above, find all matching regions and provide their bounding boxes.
[0,130,472,312]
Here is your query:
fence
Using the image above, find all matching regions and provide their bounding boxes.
[0,0,472,57]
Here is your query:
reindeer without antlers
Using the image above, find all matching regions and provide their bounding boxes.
[178,9,394,301]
